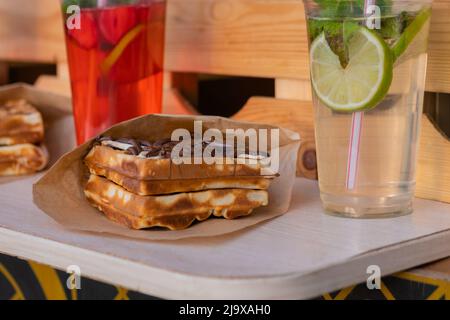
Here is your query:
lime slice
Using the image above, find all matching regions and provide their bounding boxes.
[100,24,145,74]
[392,8,431,62]
[310,27,393,112]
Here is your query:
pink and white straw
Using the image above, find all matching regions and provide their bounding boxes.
[346,111,364,190]
[345,0,376,190]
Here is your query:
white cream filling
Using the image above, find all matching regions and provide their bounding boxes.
[237,153,267,160]
[23,113,43,125]
[101,140,133,151]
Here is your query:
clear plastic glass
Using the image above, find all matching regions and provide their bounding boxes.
[303,0,432,218]
[60,0,166,144]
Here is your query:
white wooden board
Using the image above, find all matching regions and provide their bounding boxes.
[0,174,449,299]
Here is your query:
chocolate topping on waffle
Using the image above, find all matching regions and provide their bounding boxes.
[96,136,270,159]
[153,138,172,148]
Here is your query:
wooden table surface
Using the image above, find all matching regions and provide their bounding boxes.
[0,169,449,299]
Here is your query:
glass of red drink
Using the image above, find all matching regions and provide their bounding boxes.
[61,0,166,144]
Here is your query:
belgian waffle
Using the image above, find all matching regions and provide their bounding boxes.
[0,99,44,146]
[84,135,275,230]
[84,174,269,230]
[0,143,48,176]
[86,161,273,196]
[0,99,48,176]
[84,137,275,180]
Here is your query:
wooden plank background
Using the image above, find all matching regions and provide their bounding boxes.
[0,0,65,63]
[165,0,309,79]
[0,0,449,93]
[166,0,450,93]
[426,0,450,93]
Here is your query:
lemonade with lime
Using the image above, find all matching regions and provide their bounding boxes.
[304,1,432,217]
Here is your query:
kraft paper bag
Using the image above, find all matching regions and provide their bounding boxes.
[33,114,301,241]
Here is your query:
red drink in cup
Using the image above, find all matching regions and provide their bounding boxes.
[62,0,166,144]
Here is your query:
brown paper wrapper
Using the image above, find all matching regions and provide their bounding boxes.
[33,114,301,241]
[0,83,75,184]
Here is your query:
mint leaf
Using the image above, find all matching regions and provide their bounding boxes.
[308,19,360,68]
[307,20,342,42]
[343,20,360,43]
[378,16,403,45]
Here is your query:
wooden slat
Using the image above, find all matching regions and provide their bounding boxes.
[0,0,66,63]
[162,88,198,115]
[275,79,312,101]
[416,115,450,204]
[233,97,317,179]
[426,0,450,93]
[35,75,71,97]
[34,75,197,116]
[166,0,450,93]
[165,0,309,79]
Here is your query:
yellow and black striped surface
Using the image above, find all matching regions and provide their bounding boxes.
[0,254,449,300]
[0,254,152,300]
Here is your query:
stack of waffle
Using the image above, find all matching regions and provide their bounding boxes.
[84,136,276,230]
[0,100,48,176]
